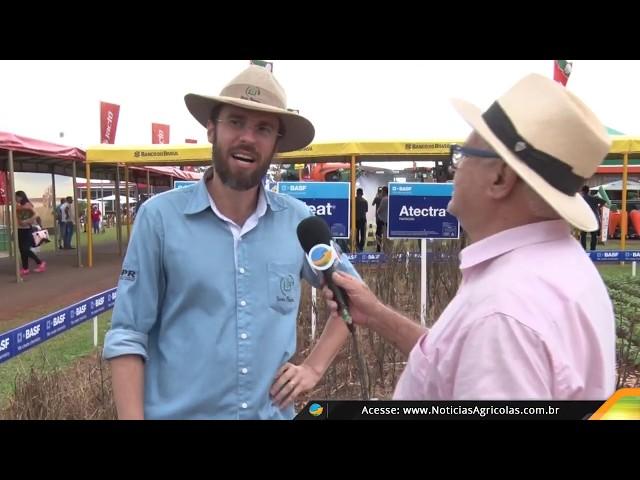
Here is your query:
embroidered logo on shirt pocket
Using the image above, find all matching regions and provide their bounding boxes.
[268,262,299,315]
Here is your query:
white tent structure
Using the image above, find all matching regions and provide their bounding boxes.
[591,180,640,192]
[91,194,138,217]
[95,194,138,203]
[591,180,640,191]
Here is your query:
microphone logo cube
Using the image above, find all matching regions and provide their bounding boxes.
[306,244,337,271]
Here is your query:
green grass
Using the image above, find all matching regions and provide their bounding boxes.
[597,263,636,279]
[0,312,112,408]
[593,238,640,251]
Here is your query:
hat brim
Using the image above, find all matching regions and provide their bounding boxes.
[451,98,598,232]
[185,93,315,153]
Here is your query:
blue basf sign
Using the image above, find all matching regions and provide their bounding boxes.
[0,288,117,365]
[277,182,351,238]
[387,182,459,239]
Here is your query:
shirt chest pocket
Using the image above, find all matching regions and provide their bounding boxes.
[267,262,301,315]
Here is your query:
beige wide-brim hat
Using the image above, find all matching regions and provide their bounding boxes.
[451,73,611,232]
[185,65,315,152]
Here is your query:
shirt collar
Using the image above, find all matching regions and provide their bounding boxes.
[208,179,268,224]
[184,166,287,215]
[459,220,571,271]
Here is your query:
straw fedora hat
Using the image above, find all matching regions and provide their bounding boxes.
[451,73,611,232]
[185,65,314,152]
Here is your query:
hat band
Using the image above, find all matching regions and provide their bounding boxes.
[220,84,285,109]
[482,101,584,196]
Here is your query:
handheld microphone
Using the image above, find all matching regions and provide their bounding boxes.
[296,215,353,330]
[297,215,370,400]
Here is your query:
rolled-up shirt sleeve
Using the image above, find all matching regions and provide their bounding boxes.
[103,203,165,362]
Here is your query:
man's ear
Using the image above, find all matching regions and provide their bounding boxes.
[488,161,519,200]
[206,120,215,144]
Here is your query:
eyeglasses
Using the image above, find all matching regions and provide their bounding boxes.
[217,117,282,141]
[449,144,500,169]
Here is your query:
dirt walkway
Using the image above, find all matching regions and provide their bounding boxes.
[0,242,123,324]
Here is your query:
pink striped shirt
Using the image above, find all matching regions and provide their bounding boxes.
[394,220,616,400]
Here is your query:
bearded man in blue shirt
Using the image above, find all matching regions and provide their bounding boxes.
[103,64,358,420]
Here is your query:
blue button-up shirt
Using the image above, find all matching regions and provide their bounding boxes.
[103,169,358,419]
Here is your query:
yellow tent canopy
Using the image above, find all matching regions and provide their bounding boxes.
[84,137,640,260]
[85,140,464,166]
[85,140,465,258]
[85,136,640,166]
[275,140,462,162]
[609,136,640,155]
[86,144,211,166]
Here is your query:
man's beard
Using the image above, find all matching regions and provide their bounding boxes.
[212,143,273,191]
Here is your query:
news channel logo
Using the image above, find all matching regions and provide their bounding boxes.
[591,389,640,420]
[306,244,336,271]
[308,403,324,417]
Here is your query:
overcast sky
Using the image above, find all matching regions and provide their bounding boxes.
[4,60,638,197]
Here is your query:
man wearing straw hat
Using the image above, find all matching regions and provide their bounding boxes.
[323,73,616,400]
[104,64,358,419]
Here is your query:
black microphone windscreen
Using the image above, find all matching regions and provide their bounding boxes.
[297,215,332,253]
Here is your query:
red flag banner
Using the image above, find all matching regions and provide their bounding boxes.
[553,60,573,86]
[100,101,120,144]
[152,123,170,144]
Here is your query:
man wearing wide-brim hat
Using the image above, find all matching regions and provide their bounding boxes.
[323,73,616,401]
[104,64,359,419]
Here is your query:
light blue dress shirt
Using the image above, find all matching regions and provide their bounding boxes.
[103,168,358,419]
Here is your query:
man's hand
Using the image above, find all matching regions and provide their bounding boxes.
[322,271,381,327]
[270,362,321,408]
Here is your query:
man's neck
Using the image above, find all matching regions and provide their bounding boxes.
[466,210,560,245]
[463,203,561,244]
[207,173,260,227]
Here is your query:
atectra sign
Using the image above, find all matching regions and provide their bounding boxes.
[399,206,447,217]
[387,182,459,239]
